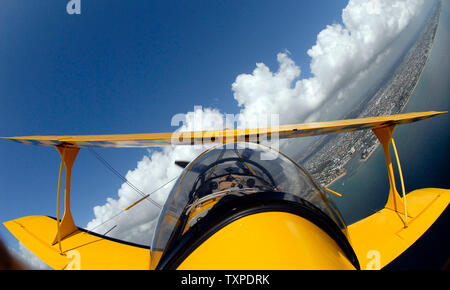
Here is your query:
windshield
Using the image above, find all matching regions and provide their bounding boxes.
[150,142,346,268]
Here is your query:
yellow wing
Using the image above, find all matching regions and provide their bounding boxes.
[3,216,150,270]
[347,188,449,270]
[1,111,445,148]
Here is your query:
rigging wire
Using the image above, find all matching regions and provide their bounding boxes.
[83,147,178,236]
[83,209,126,236]
[83,174,178,236]
[87,147,161,209]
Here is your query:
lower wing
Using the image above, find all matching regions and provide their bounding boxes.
[347,188,449,269]
[3,216,151,270]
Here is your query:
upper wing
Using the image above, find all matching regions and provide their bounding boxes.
[1,111,446,148]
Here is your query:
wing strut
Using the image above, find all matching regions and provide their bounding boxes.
[53,144,80,249]
[372,126,408,227]
[391,138,408,225]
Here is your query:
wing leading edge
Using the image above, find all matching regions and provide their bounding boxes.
[1,111,446,148]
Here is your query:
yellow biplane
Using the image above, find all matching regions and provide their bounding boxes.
[1,111,448,270]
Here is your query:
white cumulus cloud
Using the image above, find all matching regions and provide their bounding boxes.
[233,0,427,125]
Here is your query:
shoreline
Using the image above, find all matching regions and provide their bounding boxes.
[325,169,347,188]
[360,143,380,162]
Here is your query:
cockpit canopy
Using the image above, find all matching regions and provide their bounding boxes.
[150,143,346,268]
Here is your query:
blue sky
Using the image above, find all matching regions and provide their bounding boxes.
[0,0,348,137]
[1,0,444,268]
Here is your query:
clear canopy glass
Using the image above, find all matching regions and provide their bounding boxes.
[150,143,346,267]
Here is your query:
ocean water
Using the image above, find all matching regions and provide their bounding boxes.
[329,1,450,269]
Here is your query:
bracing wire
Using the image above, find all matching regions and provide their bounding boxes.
[83,175,178,236]
[87,147,161,209]
[84,147,179,236]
